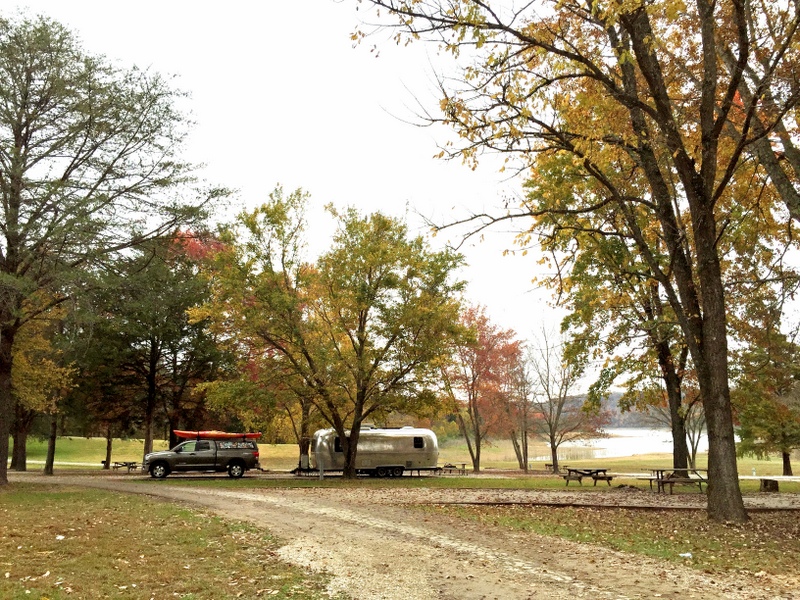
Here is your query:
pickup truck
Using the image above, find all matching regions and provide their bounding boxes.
[143,438,260,478]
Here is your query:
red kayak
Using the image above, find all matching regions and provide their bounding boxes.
[173,430,262,440]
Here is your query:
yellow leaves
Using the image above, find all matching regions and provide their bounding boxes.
[13,313,75,411]
[186,305,212,325]
[663,0,688,21]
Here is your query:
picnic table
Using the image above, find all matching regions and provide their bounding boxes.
[110,461,139,473]
[562,467,614,486]
[441,463,468,475]
[647,467,707,493]
[545,463,569,473]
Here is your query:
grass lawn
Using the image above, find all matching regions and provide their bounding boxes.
[0,483,340,600]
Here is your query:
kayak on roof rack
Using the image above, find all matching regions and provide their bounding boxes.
[173,430,262,440]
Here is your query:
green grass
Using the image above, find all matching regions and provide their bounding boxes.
[11,436,170,465]
[0,483,339,600]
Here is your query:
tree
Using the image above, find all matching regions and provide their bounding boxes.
[736,392,800,477]
[526,328,605,473]
[196,188,466,477]
[733,322,800,476]
[543,196,695,472]
[9,302,74,471]
[442,305,520,472]
[639,384,706,469]
[0,16,214,485]
[356,0,800,522]
[79,238,223,461]
[499,350,535,471]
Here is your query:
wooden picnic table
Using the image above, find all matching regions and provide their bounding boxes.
[112,461,140,473]
[562,467,614,486]
[545,463,569,473]
[647,467,707,493]
[441,463,468,475]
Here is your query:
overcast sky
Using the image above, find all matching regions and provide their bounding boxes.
[12,0,564,340]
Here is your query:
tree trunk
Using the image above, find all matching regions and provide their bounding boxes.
[342,430,359,479]
[550,444,559,473]
[782,451,793,476]
[142,338,160,461]
[657,344,690,471]
[0,325,16,486]
[455,411,477,472]
[298,399,312,469]
[44,413,57,476]
[142,399,154,460]
[691,196,747,521]
[521,428,529,472]
[104,425,113,470]
[11,404,35,472]
[9,428,20,470]
[510,431,525,470]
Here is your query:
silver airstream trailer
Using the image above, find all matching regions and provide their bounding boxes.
[310,426,439,476]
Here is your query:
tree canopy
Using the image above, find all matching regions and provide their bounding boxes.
[442,304,521,473]
[0,15,217,484]
[195,188,467,477]
[356,0,800,522]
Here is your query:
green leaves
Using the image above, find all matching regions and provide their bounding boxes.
[197,188,467,473]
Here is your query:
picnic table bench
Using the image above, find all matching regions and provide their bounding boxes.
[648,468,707,493]
[562,468,614,486]
[102,460,139,473]
[545,463,571,473]
[441,463,468,475]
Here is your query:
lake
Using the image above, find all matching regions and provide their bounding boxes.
[536,427,709,460]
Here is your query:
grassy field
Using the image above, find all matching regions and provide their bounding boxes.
[0,483,341,600]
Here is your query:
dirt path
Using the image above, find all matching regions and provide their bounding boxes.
[11,472,800,599]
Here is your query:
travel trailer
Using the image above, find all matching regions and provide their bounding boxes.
[310,426,439,476]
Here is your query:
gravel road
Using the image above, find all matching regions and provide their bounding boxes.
[11,472,800,600]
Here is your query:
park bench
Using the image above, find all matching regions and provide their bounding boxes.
[561,473,583,485]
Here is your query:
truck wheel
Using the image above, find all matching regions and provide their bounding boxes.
[375,466,388,478]
[392,467,404,477]
[227,461,245,478]
[149,462,169,479]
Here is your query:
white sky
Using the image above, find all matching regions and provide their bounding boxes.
[12,0,564,339]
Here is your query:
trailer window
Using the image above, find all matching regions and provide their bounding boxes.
[413,436,424,449]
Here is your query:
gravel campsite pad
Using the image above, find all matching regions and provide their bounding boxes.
[12,473,800,599]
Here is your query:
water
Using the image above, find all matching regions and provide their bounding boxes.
[535,427,709,460]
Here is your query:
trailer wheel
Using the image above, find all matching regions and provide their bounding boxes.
[392,467,404,477]
[376,466,388,478]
